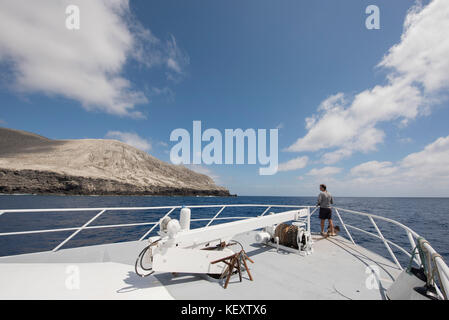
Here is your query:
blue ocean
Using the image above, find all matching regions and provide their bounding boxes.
[0,195,448,267]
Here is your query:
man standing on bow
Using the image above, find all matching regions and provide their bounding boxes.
[317,184,335,237]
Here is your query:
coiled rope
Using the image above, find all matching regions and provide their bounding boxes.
[135,239,160,277]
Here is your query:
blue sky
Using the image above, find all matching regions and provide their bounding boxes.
[1,0,449,197]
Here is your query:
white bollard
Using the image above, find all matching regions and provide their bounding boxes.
[180,206,191,231]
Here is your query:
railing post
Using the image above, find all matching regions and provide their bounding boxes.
[335,209,356,245]
[52,209,107,252]
[139,207,176,241]
[369,216,403,270]
[259,206,271,217]
[407,230,421,265]
[435,258,449,300]
[205,206,226,227]
[307,207,311,234]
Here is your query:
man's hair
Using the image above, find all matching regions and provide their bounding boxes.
[320,184,327,191]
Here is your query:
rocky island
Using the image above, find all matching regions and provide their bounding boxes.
[0,127,231,196]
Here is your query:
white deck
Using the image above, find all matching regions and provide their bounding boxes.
[0,232,401,300]
[0,262,173,300]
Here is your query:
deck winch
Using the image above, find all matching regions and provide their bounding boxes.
[254,222,312,252]
[135,207,313,287]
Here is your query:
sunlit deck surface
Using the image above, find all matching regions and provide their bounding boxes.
[0,231,401,300]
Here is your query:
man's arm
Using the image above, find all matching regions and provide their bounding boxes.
[316,193,322,206]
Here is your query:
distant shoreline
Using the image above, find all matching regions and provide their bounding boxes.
[0,168,232,197]
[0,192,237,197]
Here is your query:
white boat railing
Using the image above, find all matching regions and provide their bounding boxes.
[0,204,448,299]
[330,206,449,300]
[0,204,306,252]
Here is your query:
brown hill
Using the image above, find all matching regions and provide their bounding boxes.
[0,127,230,196]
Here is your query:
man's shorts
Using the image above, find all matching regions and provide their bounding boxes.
[319,207,332,220]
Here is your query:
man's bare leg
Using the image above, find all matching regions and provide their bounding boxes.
[328,219,335,235]
[320,219,325,235]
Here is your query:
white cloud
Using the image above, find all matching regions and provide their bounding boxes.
[278,156,308,172]
[398,137,413,144]
[165,35,189,82]
[307,166,342,177]
[322,148,353,165]
[147,86,175,103]
[318,92,346,113]
[186,165,220,183]
[379,1,449,93]
[276,123,284,130]
[158,141,169,147]
[401,135,449,179]
[0,0,188,117]
[350,161,397,177]
[287,80,423,157]
[105,131,151,152]
[342,135,449,196]
[286,0,449,163]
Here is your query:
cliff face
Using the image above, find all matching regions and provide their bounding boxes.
[0,128,230,196]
